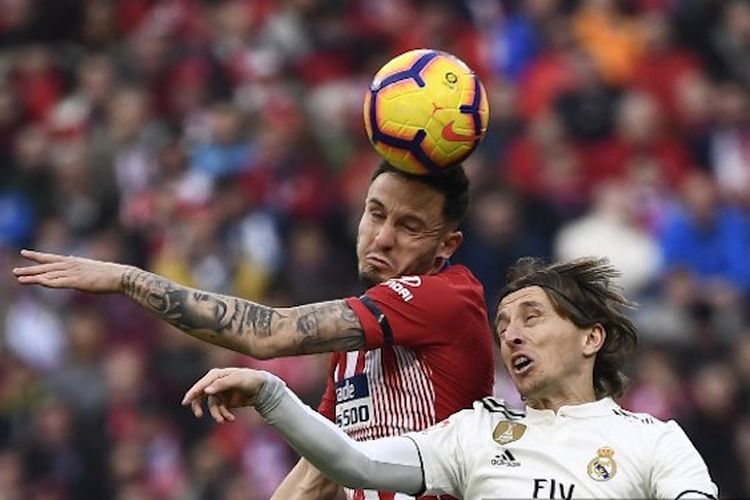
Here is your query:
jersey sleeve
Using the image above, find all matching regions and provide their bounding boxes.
[649,420,718,499]
[345,272,470,350]
[405,410,470,497]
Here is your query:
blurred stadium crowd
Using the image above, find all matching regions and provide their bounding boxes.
[1,0,750,498]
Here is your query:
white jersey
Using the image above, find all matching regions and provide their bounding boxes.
[408,397,717,499]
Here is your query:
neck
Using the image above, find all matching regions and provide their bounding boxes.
[525,383,597,413]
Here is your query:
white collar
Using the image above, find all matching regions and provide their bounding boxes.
[523,397,619,423]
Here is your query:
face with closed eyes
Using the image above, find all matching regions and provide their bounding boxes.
[496,286,603,408]
[356,172,462,288]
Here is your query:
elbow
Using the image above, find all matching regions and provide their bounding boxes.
[247,334,294,360]
[244,309,302,360]
[247,314,296,360]
[322,452,385,492]
[341,476,374,491]
[325,460,371,490]
[247,342,276,360]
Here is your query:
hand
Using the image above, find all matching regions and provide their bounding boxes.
[12,249,130,293]
[182,368,267,423]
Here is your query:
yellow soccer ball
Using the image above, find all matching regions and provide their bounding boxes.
[363,49,489,175]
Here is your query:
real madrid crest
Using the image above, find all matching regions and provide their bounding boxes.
[492,421,527,445]
[587,446,617,481]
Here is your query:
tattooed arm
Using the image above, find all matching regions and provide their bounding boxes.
[14,250,365,359]
[121,268,364,358]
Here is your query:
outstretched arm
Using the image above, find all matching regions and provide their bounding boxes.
[182,368,425,495]
[13,250,365,359]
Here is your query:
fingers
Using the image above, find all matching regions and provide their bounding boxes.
[203,373,237,396]
[12,261,66,276]
[219,405,235,422]
[15,267,77,288]
[182,368,229,407]
[207,395,227,423]
[19,249,65,264]
[187,392,230,423]
[16,272,72,288]
[207,396,236,423]
[190,398,203,418]
[13,263,71,287]
[207,395,222,422]
[182,368,236,421]
[182,368,251,423]
[203,370,261,407]
[183,370,241,423]
[13,254,75,289]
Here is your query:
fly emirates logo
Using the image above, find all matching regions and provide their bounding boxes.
[383,276,422,302]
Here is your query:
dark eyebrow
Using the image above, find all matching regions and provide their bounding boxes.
[496,300,544,323]
[496,311,509,324]
[519,300,544,311]
[366,198,385,209]
[367,197,432,229]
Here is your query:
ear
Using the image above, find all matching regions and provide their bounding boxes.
[582,323,606,358]
[436,230,463,263]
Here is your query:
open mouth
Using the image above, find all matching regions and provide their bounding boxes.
[511,355,533,375]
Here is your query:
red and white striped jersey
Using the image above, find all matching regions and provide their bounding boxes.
[318,264,494,500]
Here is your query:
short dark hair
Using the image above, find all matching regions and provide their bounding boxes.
[371,161,470,225]
[499,257,638,400]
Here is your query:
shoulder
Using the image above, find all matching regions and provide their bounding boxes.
[411,406,478,441]
[423,398,526,434]
[606,405,692,446]
[423,264,486,306]
[398,263,479,288]
[371,265,483,308]
[608,406,661,427]
[477,396,526,420]
[430,397,523,426]
[606,404,689,439]
[440,398,528,447]
[438,264,482,287]
[416,398,515,438]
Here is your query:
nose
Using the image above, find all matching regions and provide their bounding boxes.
[502,324,524,347]
[373,221,396,249]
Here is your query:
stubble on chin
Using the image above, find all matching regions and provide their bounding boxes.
[358,268,382,289]
[516,377,549,405]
